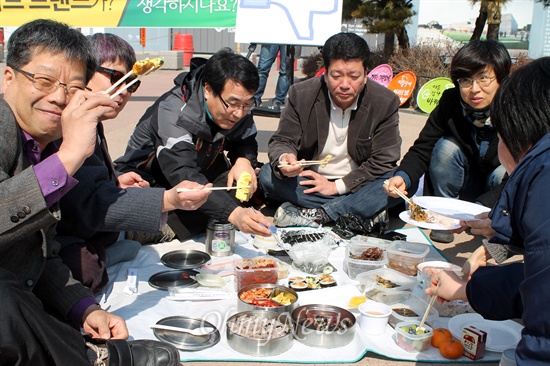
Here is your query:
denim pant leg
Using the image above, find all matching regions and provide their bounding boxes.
[259,165,400,221]
[258,164,334,208]
[321,171,401,221]
[254,45,280,104]
[273,45,289,104]
[429,136,469,198]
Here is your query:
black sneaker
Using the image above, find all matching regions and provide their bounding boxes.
[126,225,176,245]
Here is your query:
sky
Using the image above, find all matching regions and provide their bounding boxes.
[418,0,535,28]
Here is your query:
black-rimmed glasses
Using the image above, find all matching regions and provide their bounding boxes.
[457,75,496,88]
[96,66,141,93]
[11,66,90,100]
[218,94,256,112]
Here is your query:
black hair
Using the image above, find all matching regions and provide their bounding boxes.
[88,33,136,72]
[450,40,511,86]
[202,47,259,96]
[321,32,370,71]
[7,19,98,83]
[491,57,550,162]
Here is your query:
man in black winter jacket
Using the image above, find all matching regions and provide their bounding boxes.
[115,48,271,240]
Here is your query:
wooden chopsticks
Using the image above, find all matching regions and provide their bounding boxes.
[109,66,159,99]
[176,186,250,192]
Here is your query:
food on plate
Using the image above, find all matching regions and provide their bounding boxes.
[409,201,428,222]
[132,59,154,75]
[227,314,291,339]
[288,274,337,291]
[349,246,384,261]
[431,328,453,348]
[376,275,399,288]
[439,338,464,359]
[393,308,418,317]
[235,172,252,201]
[348,295,367,309]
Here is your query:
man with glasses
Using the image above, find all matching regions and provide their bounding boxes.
[1,19,180,365]
[384,40,511,243]
[115,48,272,240]
[56,33,210,294]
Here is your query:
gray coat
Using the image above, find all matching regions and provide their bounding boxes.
[0,97,94,320]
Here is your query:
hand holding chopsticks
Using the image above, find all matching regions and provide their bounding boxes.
[383,179,414,206]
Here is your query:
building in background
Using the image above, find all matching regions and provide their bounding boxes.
[529,2,549,57]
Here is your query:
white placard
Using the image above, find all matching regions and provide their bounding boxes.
[235,0,343,46]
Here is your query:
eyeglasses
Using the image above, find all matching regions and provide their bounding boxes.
[457,75,496,88]
[96,66,141,93]
[218,94,256,112]
[11,67,90,100]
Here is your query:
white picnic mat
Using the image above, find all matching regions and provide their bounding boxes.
[99,227,505,363]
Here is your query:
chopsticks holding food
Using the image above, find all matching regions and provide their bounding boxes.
[383,179,414,206]
[176,186,251,192]
[278,154,333,168]
[107,58,164,98]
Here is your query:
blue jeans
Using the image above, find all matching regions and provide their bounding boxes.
[259,164,401,221]
[254,44,290,105]
[428,136,506,201]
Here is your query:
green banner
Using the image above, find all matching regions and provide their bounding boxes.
[0,0,238,27]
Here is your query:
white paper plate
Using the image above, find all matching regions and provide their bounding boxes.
[448,313,523,352]
[399,210,460,230]
[415,196,491,221]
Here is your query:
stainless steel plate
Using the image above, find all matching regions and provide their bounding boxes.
[153,316,220,351]
[148,270,198,290]
[161,250,211,270]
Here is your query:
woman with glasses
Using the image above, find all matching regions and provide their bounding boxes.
[427,57,550,365]
[56,33,210,294]
[385,40,511,243]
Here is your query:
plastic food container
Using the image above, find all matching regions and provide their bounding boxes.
[386,241,430,276]
[356,268,417,293]
[344,242,387,280]
[417,260,463,289]
[374,291,439,327]
[395,321,433,353]
[234,257,279,291]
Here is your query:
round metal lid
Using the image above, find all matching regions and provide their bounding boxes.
[161,250,211,270]
[148,269,198,290]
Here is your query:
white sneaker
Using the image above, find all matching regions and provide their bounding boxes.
[273,202,320,228]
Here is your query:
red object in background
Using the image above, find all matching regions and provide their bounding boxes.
[0,28,4,46]
[140,28,146,47]
[173,33,194,67]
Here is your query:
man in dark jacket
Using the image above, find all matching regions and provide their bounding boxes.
[115,49,271,240]
[258,32,402,228]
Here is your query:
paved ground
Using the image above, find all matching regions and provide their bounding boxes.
[1,60,504,365]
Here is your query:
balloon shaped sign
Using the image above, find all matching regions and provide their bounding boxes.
[416,77,455,114]
[388,71,417,106]
[368,64,393,87]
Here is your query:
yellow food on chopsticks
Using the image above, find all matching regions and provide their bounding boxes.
[149,57,164,70]
[132,59,154,75]
[235,172,252,201]
[320,154,333,168]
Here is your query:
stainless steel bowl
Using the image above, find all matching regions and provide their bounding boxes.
[226,310,294,356]
[237,283,298,314]
[291,304,356,348]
